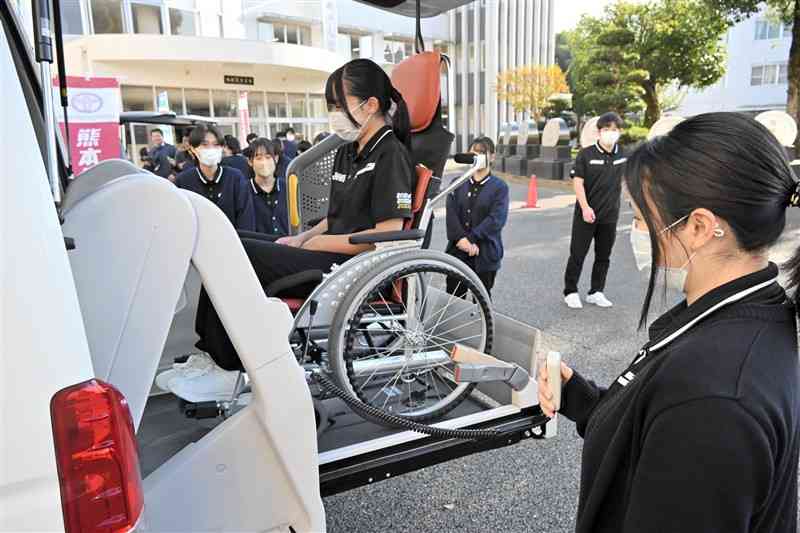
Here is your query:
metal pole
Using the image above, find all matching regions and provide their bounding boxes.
[32,0,62,204]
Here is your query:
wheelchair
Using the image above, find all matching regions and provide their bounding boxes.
[261,52,496,424]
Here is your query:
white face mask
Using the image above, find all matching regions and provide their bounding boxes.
[286,133,296,142]
[253,158,276,178]
[198,146,222,167]
[659,256,695,292]
[631,214,697,292]
[600,130,620,147]
[630,225,651,271]
[329,100,372,142]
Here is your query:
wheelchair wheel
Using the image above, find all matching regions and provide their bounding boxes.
[328,250,494,423]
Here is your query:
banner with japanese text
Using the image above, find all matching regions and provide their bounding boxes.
[238,91,251,143]
[55,76,121,176]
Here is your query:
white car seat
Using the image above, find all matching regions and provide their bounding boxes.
[62,172,325,532]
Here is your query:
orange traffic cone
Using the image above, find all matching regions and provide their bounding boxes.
[526,175,538,208]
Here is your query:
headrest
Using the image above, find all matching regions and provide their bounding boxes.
[391,51,442,133]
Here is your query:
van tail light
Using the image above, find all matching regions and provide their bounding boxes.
[50,379,144,533]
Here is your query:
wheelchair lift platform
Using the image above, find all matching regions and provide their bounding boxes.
[141,308,553,497]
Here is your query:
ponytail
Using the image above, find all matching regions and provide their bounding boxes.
[325,59,413,150]
[390,87,412,150]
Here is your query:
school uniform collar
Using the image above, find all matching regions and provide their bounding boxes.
[470,174,493,187]
[595,141,619,156]
[638,263,786,363]
[351,125,393,162]
[251,177,280,195]
[196,166,223,185]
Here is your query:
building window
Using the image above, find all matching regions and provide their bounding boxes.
[751,63,789,86]
[212,90,238,118]
[217,0,224,38]
[262,21,312,45]
[90,0,124,34]
[132,3,163,34]
[62,0,84,35]
[309,95,328,118]
[185,88,211,116]
[755,19,790,40]
[289,94,307,118]
[268,93,288,118]
[168,1,197,36]
[155,87,184,113]
[121,85,154,111]
[247,92,266,119]
[384,39,412,64]
[750,65,763,86]
[455,11,462,42]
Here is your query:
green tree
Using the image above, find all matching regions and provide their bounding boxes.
[703,0,798,147]
[569,0,729,126]
[567,18,648,119]
[555,32,572,74]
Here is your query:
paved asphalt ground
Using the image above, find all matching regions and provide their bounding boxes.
[324,176,800,533]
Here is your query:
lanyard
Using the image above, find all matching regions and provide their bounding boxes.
[616,277,778,389]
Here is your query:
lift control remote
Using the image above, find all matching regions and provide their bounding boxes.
[547,351,562,412]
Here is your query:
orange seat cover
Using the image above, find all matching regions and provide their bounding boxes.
[391,52,442,133]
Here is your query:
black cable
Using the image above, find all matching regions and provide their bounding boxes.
[310,371,501,440]
[415,0,425,54]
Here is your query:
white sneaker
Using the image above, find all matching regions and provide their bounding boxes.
[586,292,613,308]
[564,293,583,309]
[168,364,242,403]
[154,352,215,392]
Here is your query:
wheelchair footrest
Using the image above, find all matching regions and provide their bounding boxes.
[182,400,223,419]
[451,344,531,391]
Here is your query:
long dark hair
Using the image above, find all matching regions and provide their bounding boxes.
[324,58,412,150]
[625,112,797,327]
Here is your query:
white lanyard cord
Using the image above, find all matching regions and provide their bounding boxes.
[633,277,779,365]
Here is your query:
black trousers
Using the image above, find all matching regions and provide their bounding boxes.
[564,217,617,296]
[196,237,352,371]
[445,250,498,298]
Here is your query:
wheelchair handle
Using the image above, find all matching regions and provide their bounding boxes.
[417,153,487,232]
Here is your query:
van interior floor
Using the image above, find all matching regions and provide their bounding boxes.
[137,393,488,478]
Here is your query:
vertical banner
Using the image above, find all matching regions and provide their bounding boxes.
[238,91,251,143]
[321,0,339,52]
[55,76,121,176]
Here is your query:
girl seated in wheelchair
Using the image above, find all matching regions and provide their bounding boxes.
[161,59,416,402]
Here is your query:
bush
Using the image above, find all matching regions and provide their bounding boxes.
[620,126,648,147]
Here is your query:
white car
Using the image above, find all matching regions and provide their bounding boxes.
[1,2,556,532]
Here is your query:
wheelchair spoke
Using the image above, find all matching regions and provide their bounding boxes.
[428,318,485,342]
[338,261,493,421]
[423,302,482,336]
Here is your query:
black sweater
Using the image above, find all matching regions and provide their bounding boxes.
[561,263,799,533]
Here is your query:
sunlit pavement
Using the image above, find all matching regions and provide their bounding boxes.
[324,177,800,533]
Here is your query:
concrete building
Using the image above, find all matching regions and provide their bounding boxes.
[448,0,557,151]
[677,7,790,116]
[11,0,554,158]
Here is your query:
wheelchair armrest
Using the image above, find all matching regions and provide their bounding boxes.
[349,229,425,245]
[265,269,324,297]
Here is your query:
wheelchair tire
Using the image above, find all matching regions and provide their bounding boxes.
[328,250,494,424]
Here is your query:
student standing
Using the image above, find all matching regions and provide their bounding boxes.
[563,112,627,309]
[175,124,255,231]
[148,128,177,179]
[539,112,800,533]
[222,136,252,178]
[247,138,288,236]
[445,136,509,297]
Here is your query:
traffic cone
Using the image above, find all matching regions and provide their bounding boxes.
[526,174,538,208]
